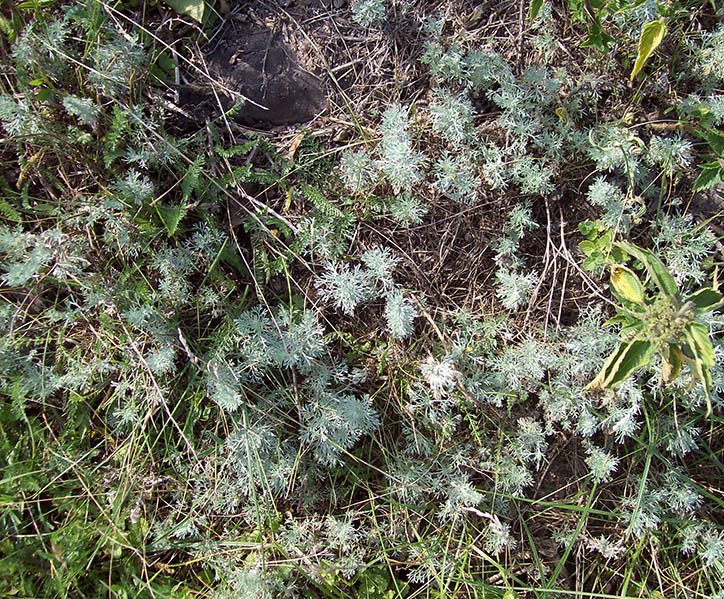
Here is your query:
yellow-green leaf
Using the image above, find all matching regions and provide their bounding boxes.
[630,20,666,81]
[615,241,678,298]
[661,344,683,385]
[611,265,645,305]
[166,0,206,22]
[586,339,654,391]
[686,322,715,367]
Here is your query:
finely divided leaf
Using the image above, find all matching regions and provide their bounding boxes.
[630,20,666,81]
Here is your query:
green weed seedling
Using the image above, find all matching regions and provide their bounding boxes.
[693,128,724,191]
[578,219,627,274]
[587,241,723,414]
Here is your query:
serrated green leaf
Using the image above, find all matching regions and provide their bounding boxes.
[582,255,599,271]
[579,240,597,254]
[603,314,629,327]
[165,0,206,22]
[611,265,645,304]
[586,339,654,391]
[530,0,545,20]
[578,220,600,237]
[581,22,617,52]
[0,15,16,42]
[615,241,678,298]
[157,204,187,236]
[630,20,666,81]
[693,161,724,191]
[181,155,205,200]
[697,129,724,157]
[686,288,723,314]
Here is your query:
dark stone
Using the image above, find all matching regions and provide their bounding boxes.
[193,30,326,125]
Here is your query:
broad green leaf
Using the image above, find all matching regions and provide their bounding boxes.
[603,313,630,327]
[165,0,206,22]
[629,20,666,81]
[586,339,654,391]
[696,128,724,157]
[611,265,645,305]
[686,288,723,314]
[157,204,187,236]
[530,0,545,20]
[661,344,683,385]
[615,241,678,298]
[578,220,600,237]
[693,161,724,191]
[686,322,715,366]
[579,240,597,253]
[683,327,714,415]
[582,255,601,271]
[34,88,52,101]
[581,21,617,52]
[16,0,57,8]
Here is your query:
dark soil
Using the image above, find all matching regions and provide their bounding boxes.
[179,25,326,125]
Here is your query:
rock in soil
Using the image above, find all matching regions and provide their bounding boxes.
[179,28,326,126]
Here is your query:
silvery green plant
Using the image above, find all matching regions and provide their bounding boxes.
[301,391,379,466]
[62,95,101,128]
[432,151,480,203]
[421,43,468,85]
[478,141,509,190]
[378,104,427,194]
[351,0,386,27]
[429,88,474,146]
[315,247,418,338]
[586,124,644,180]
[689,24,724,89]
[389,194,428,226]
[653,213,715,287]
[0,95,45,136]
[88,28,146,99]
[495,268,537,311]
[512,158,555,196]
[360,246,399,290]
[586,177,637,234]
[316,261,373,315]
[585,445,619,483]
[644,134,693,178]
[384,289,417,338]
[339,149,379,192]
[205,304,381,469]
[12,17,70,86]
[483,516,517,555]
